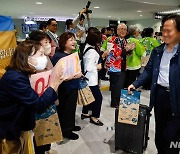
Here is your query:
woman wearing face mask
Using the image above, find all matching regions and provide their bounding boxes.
[51,32,82,140]
[29,31,57,154]
[0,40,64,154]
[29,30,53,70]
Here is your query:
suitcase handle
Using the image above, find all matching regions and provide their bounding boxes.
[124,88,141,92]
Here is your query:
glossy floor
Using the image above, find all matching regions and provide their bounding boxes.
[51,82,157,154]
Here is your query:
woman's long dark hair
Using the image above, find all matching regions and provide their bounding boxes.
[86,27,102,53]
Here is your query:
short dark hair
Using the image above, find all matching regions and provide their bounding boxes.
[158,32,162,36]
[162,14,180,32]
[79,14,85,21]
[6,40,41,75]
[101,27,107,34]
[86,27,102,51]
[29,30,51,43]
[106,27,111,31]
[144,27,154,37]
[58,32,75,53]
[155,32,159,35]
[47,18,57,26]
[65,19,73,30]
[39,22,47,30]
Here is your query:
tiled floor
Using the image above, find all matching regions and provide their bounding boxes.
[51,81,157,154]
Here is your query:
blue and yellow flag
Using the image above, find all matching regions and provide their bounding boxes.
[0,16,17,77]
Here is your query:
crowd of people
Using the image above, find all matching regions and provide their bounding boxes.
[0,9,179,154]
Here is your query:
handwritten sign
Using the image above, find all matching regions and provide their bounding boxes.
[53,52,81,80]
[30,70,63,146]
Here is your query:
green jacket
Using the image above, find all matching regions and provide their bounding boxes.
[101,36,112,51]
[72,41,80,53]
[140,37,160,55]
[126,37,145,70]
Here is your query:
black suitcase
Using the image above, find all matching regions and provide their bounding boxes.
[115,104,151,154]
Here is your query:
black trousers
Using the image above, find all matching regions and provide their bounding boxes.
[33,138,51,154]
[124,69,140,88]
[82,85,103,118]
[57,89,78,136]
[109,72,125,107]
[154,85,180,154]
[99,58,107,80]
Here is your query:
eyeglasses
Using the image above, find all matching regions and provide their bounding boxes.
[117,28,127,31]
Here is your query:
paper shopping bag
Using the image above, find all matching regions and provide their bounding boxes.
[33,105,63,146]
[77,86,95,106]
[118,89,140,125]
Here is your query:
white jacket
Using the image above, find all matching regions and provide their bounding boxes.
[83,44,99,86]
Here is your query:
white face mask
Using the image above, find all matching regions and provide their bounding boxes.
[29,56,48,71]
[43,44,51,55]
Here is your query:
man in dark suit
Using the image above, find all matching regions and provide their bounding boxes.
[128,14,180,154]
[46,18,59,57]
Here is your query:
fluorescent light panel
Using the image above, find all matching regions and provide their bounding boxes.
[35,2,42,4]
[157,9,180,14]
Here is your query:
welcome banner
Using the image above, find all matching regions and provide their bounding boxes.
[0,16,17,78]
[30,70,63,146]
[52,52,81,80]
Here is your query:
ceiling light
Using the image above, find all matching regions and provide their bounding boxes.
[140,15,143,16]
[157,9,180,14]
[35,2,43,4]
[108,16,111,18]
[94,6,100,9]
[143,2,156,4]
[137,10,142,13]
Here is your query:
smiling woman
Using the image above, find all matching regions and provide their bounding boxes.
[51,32,83,140]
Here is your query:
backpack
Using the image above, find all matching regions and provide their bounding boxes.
[81,46,94,75]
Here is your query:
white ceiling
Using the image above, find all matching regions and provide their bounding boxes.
[0,0,179,21]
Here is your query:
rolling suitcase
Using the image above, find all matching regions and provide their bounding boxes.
[115,104,151,154]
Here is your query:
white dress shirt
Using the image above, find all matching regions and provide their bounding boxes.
[157,44,178,87]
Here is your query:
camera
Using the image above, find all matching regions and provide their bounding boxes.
[85,1,92,14]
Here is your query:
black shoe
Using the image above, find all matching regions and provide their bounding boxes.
[63,132,79,140]
[73,126,81,131]
[90,118,103,126]
[81,114,91,120]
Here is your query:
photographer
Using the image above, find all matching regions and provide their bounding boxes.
[75,1,92,53]
[65,9,86,41]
